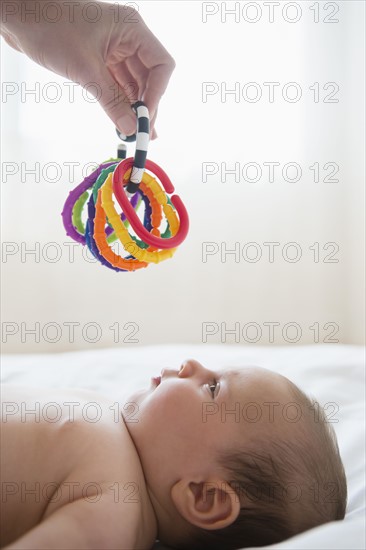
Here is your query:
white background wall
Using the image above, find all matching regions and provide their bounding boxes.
[1,0,365,353]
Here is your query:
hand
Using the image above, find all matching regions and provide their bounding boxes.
[0,1,176,138]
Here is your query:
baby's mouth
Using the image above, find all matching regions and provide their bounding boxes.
[151,376,161,387]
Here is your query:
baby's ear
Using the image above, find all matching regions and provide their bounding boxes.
[171,479,240,530]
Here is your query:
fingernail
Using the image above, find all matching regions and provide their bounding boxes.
[117,114,136,136]
[151,128,158,140]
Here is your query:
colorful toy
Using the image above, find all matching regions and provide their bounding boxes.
[62,101,189,272]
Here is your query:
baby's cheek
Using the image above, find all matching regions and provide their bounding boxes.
[150,385,200,431]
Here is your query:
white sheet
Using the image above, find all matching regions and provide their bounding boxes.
[1,344,365,550]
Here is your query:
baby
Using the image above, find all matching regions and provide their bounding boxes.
[1,359,347,550]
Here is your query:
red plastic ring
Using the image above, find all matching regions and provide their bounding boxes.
[113,158,189,249]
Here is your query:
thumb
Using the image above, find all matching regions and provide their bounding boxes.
[94,65,137,136]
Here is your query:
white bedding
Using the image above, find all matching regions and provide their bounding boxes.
[1,344,365,550]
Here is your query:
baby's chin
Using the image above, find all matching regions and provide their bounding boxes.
[125,378,156,405]
[125,387,148,405]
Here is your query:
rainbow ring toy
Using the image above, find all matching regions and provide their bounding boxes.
[62,101,189,272]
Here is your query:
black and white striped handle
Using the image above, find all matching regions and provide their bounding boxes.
[115,101,150,194]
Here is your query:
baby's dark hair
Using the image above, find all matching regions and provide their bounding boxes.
[178,381,348,550]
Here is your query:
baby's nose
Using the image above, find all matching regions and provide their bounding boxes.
[181,358,204,371]
[179,359,207,377]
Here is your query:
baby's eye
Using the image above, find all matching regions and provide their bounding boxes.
[208,379,218,398]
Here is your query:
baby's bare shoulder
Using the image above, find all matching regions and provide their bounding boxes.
[44,391,155,548]
[1,385,155,548]
[47,423,150,548]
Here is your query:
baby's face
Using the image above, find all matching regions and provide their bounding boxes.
[125,360,294,494]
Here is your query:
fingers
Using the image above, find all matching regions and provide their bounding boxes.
[136,27,176,121]
[90,64,157,141]
[110,59,142,106]
[108,58,157,137]
[143,61,175,122]
[88,22,175,140]
[149,108,158,139]
[93,63,137,136]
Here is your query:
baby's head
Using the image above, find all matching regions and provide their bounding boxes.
[126,359,347,549]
